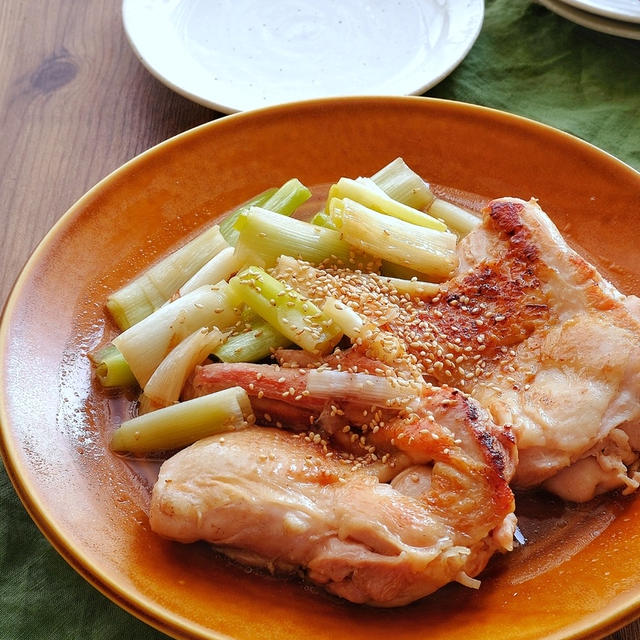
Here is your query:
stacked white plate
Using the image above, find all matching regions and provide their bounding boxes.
[537,0,640,39]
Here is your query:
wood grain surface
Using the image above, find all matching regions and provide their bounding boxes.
[0,1,638,639]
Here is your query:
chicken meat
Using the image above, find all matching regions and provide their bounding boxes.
[268,198,640,501]
[151,383,517,606]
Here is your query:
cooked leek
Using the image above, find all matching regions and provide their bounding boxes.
[310,211,337,230]
[233,206,356,269]
[106,225,229,331]
[229,266,342,355]
[219,179,311,246]
[370,157,435,210]
[428,198,480,236]
[321,297,407,366]
[376,275,440,298]
[218,187,278,245]
[321,297,364,339]
[142,327,226,411]
[112,282,242,387]
[329,198,457,280]
[327,177,446,231]
[306,369,423,408]
[90,344,137,388]
[178,246,241,296]
[214,313,292,363]
[110,387,252,454]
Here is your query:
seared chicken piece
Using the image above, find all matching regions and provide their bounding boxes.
[271,198,640,501]
[465,199,640,499]
[391,198,640,500]
[151,385,516,607]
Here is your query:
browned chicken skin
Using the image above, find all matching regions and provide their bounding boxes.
[266,198,640,500]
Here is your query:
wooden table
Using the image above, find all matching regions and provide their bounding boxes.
[0,1,638,639]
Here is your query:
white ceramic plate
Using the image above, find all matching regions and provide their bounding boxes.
[122,0,484,114]
[560,0,640,24]
[538,0,640,38]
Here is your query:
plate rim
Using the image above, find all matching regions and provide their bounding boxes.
[559,0,640,24]
[537,0,640,38]
[2,95,640,640]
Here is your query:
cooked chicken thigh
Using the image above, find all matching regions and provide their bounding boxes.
[454,199,640,499]
[268,198,640,501]
[151,386,517,606]
[390,198,640,500]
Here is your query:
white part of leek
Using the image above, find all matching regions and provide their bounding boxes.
[234,206,354,269]
[142,327,226,411]
[112,283,242,387]
[106,225,229,329]
[330,198,458,280]
[321,297,365,339]
[376,276,440,298]
[428,198,480,237]
[327,177,446,231]
[178,247,241,296]
[306,369,423,408]
[110,386,252,454]
[370,157,435,210]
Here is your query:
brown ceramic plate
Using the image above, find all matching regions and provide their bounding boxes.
[1,97,640,640]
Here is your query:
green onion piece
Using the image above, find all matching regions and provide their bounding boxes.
[326,177,447,231]
[142,327,227,411]
[112,282,242,387]
[110,387,252,454]
[428,198,480,237]
[376,275,440,298]
[306,369,423,409]
[214,313,292,363]
[321,297,365,339]
[106,225,229,331]
[380,260,428,281]
[219,179,311,246]
[90,344,137,388]
[310,211,338,230]
[261,178,312,215]
[178,246,241,296]
[370,157,435,210]
[233,206,356,269]
[229,266,343,355]
[218,187,278,245]
[330,197,458,280]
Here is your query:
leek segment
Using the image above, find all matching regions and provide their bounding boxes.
[219,178,311,246]
[106,225,229,331]
[229,266,342,355]
[112,282,242,387]
[233,206,356,269]
[178,246,241,296]
[214,313,292,363]
[329,198,458,280]
[110,387,252,454]
[306,369,423,408]
[327,177,446,231]
[90,344,137,388]
[142,327,227,411]
[370,157,435,210]
[428,198,480,236]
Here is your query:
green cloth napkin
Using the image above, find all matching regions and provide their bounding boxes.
[429,0,640,170]
[1,1,638,638]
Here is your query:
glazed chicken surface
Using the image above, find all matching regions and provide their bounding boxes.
[151,386,517,606]
[435,198,640,501]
